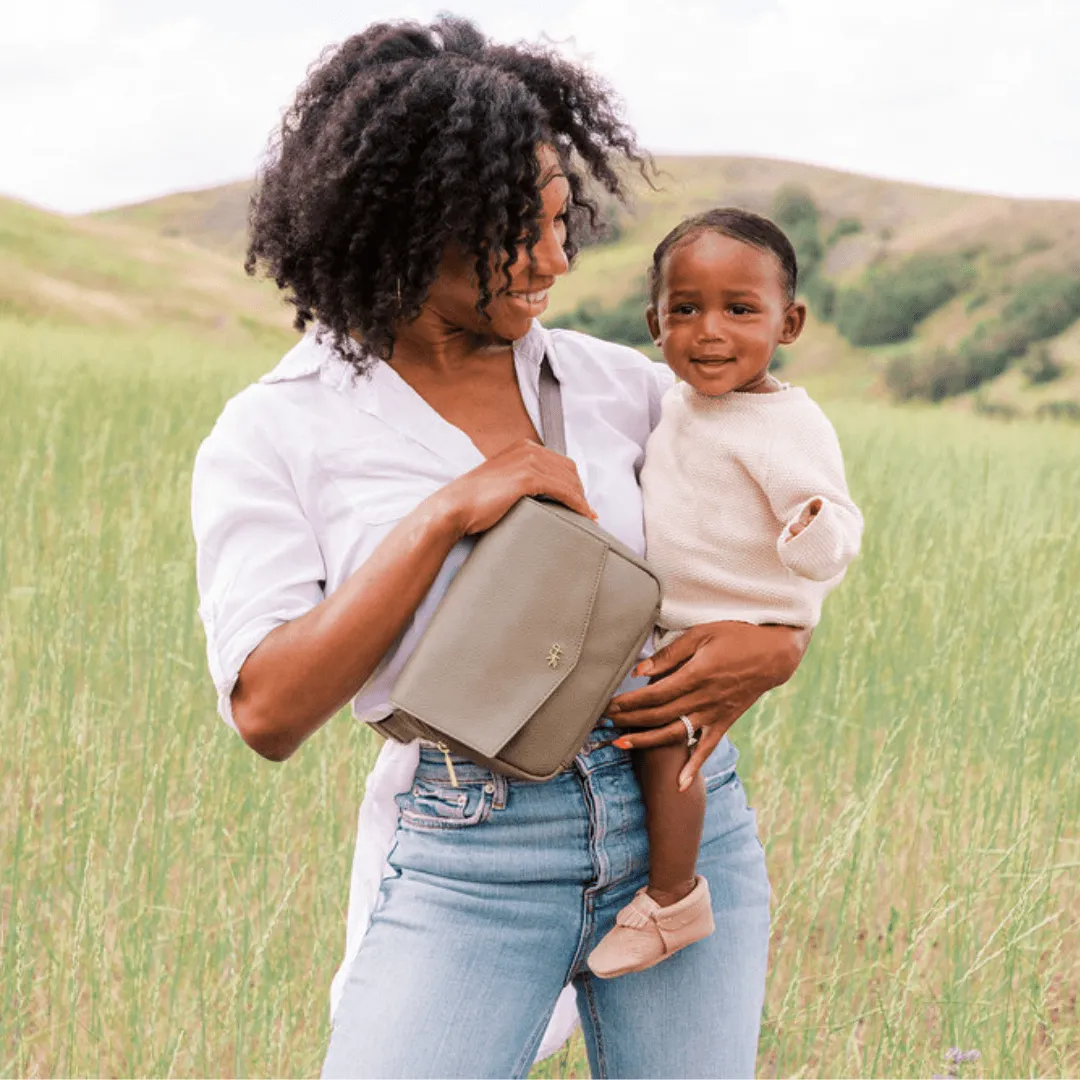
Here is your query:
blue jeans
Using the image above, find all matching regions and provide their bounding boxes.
[322,731,770,1079]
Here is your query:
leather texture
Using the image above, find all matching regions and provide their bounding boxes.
[380,354,663,781]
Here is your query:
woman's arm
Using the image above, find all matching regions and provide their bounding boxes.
[606,621,812,788]
[230,499,460,761]
[229,439,595,762]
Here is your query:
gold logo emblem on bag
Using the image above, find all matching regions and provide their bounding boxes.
[547,644,564,668]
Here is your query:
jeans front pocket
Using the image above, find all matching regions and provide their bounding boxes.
[396,776,494,832]
[702,739,739,794]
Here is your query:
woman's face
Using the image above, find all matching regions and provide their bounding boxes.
[423,144,572,342]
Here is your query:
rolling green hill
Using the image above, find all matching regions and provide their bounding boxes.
[0,193,293,348]
[94,180,253,259]
[4,156,1079,418]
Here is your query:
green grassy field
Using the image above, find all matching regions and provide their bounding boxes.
[2,319,1078,1078]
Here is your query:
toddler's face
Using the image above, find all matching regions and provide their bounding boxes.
[646,231,805,396]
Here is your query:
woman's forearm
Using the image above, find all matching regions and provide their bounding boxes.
[228,435,595,761]
[230,495,464,761]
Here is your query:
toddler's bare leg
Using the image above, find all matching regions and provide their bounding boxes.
[633,743,706,907]
[586,742,714,978]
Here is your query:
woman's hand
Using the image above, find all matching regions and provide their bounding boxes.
[431,438,596,537]
[227,440,590,761]
[606,621,811,790]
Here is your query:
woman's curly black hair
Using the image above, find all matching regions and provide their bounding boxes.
[245,15,652,373]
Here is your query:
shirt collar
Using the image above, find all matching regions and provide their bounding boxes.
[512,319,556,401]
[258,328,356,391]
[259,320,555,388]
[258,321,559,472]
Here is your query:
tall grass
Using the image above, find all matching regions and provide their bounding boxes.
[2,320,1077,1077]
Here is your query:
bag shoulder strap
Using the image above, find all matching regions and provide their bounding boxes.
[538,354,566,455]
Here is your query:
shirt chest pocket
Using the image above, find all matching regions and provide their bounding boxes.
[313,440,448,526]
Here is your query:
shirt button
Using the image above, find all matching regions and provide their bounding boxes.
[483,782,495,794]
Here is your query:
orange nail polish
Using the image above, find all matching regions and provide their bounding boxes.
[614,737,632,749]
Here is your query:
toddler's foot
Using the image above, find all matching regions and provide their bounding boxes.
[586,875,715,979]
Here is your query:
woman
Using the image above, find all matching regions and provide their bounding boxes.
[191,16,809,1079]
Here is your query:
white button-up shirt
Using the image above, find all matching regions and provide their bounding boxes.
[191,320,673,1060]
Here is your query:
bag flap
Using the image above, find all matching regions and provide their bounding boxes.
[390,498,608,759]
[536,499,661,584]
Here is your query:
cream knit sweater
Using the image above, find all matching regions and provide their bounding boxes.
[640,380,863,643]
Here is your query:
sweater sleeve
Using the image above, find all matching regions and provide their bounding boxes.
[753,399,864,582]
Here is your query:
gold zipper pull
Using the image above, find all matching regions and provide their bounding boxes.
[436,742,459,788]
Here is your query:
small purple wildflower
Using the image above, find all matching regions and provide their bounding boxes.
[941,1047,981,1077]
[946,1047,981,1064]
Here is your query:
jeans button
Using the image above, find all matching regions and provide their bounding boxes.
[483,782,495,794]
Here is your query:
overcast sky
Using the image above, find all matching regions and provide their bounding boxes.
[6,0,1079,214]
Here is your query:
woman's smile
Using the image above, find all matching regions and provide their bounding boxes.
[504,287,551,315]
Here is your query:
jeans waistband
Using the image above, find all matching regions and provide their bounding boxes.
[416,723,625,779]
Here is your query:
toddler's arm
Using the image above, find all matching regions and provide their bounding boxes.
[756,401,864,582]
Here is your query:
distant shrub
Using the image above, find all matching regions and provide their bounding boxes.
[773,186,819,231]
[1021,344,1064,385]
[787,220,824,277]
[803,275,836,320]
[883,270,1080,401]
[883,350,978,402]
[965,291,989,312]
[1036,400,1080,423]
[770,187,835,317]
[834,253,976,346]
[826,217,862,246]
[973,394,1020,421]
[548,288,653,349]
[954,321,1031,385]
[882,353,920,401]
[942,272,1080,393]
[1001,272,1080,340]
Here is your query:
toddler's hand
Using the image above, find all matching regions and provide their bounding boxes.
[786,497,822,540]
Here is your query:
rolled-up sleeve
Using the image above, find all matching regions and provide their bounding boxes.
[191,394,326,731]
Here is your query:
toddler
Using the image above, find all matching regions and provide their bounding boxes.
[587,208,864,978]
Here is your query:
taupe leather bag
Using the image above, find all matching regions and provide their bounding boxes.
[373,355,662,782]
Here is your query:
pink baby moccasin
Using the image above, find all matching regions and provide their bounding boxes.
[587,875,716,979]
